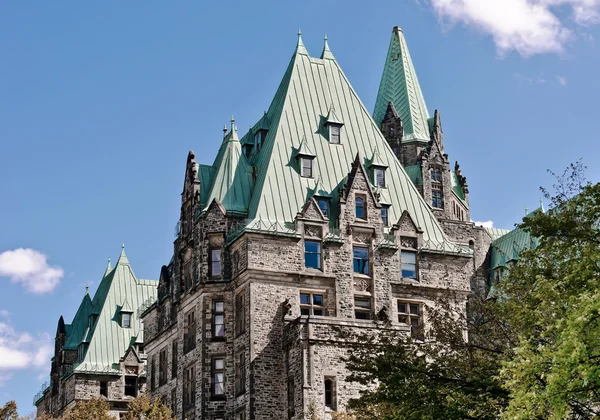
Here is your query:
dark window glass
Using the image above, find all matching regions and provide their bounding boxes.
[401,251,417,279]
[210,249,222,277]
[355,197,365,219]
[100,381,108,397]
[300,292,325,316]
[304,240,322,270]
[288,379,295,416]
[159,348,167,386]
[184,311,196,353]
[213,358,225,396]
[318,199,329,217]
[235,352,246,396]
[432,190,443,209]
[183,366,195,407]
[324,379,334,407]
[353,247,369,275]
[213,301,225,339]
[124,376,137,397]
[236,292,246,336]
[398,301,423,338]
[150,356,156,392]
[381,207,388,226]
[171,341,178,379]
[354,296,371,320]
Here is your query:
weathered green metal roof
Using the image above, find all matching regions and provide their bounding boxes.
[197,164,215,207]
[404,164,422,185]
[451,170,468,206]
[67,246,157,374]
[203,122,252,215]
[484,227,511,242]
[240,34,468,255]
[373,26,430,142]
[489,209,543,270]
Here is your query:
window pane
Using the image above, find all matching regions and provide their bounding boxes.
[402,265,416,279]
[376,169,385,187]
[353,247,369,274]
[355,198,364,218]
[300,293,310,305]
[318,199,328,216]
[214,302,224,312]
[410,304,419,315]
[398,303,407,314]
[354,297,371,308]
[214,359,224,370]
[300,308,310,316]
[212,249,221,262]
[304,241,321,270]
[381,208,388,226]
[313,295,323,306]
[401,252,416,264]
[411,317,420,327]
[313,309,323,316]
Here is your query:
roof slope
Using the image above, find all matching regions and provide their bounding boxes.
[203,122,252,215]
[373,26,430,142]
[69,247,157,373]
[242,34,464,253]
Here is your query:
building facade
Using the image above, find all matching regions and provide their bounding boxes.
[34,247,157,418]
[140,27,502,420]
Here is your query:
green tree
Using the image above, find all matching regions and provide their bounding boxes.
[0,401,20,420]
[61,397,112,420]
[122,394,174,420]
[498,166,600,418]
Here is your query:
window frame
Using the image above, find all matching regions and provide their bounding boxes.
[235,292,246,336]
[304,240,322,270]
[354,296,372,320]
[317,198,329,217]
[159,347,168,386]
[209,248,222,278]
[183,365,196,408]
[352,246,370,275]
[235,351,246,396]
[432,190,443,209]
[100,381,108,398]
[374,167,386,188]
[301,157,313,178]
[184,311,196,354]
[212,300,225,340]
[381,206,389,227]
[401,250,417,280]
[124,376,137,398]
[397,300,424,339]
[299,291,325,316]
[212,357,226,399]
[171,341,178,379]
[324,376,337,410]
[329,124,341,144]
[355,196,366,220]
[121,312,132,328]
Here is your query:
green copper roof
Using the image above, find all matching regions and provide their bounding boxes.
[404,164,422,185]
[484,227,511,241]
[451,170,467,206]
[239,35,467,255]
[197,164,215,207]
[203,121,253,215]
[373,27,430,142]
[63,247,157,374]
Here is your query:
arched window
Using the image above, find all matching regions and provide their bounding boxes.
[355,197,365,219]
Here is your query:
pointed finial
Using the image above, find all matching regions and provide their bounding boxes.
[108,257,111,264]
[295,29,308,55]
[122,243,125,250]
[231,115,235,132]
[321,35,335,60]
[223,124,228,138]
[298,28,302,37]
[85,283,89,295]
[525,206,528,216]
[540,197,545,213]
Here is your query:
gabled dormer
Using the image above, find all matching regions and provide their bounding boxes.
[294,137,316,178]
[368,148,388,189]
[120,300,133,329]
[253,112,270,154]
[325,104,343,145]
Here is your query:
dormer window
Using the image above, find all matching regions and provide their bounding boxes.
[328,124,342,144]
[381,206,389,226]
[88,314,97,329]
[121,313,132,328]
[254,129,267,153]
[374,167,386,188]
[317,198,329,217]
[355,196,365,219]
[301,158,313,178]
[243,144,253,158]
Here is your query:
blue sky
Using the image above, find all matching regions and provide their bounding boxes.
[1,0,600,413]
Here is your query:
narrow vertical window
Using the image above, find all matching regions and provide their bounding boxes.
[184,311,196,353]
[288,378,295,417]
[301,158,313,178]
[171,341,178,379]
[353,246,369,275]
[432,190,443,209]
[159,348,167,386]
[324,377,337,409]
[212,358,225,397]
[100,381,108,398]
[375,168,386,187]
[431,167,443,209]
[235,352,246,396]
[171,389,176,414]
[355,197,365,219]
[329,124,341,144]
[124,376,137,397]
[121,313,131,328]
[150,356,156,392]
[183,365,195,407]
[210,248,222,278]
[401,251,417,279]
[354,296,371,320]
[317,198,329,217]
[381,207,389,227]
[398,301,423,338]
[235,292,246,336]
[213,300,225,339]
[431,167,442,182]
[304,240,322,270]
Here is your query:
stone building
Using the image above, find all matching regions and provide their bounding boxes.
[34,246,157,418]
[140,27,503,420]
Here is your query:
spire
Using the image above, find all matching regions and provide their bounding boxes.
[223,124,228,138]
[295,29,309,56]
[540,198,545,213]
[103,257,112,278]
[117,243,130,265]
[229,116,239,141]
[373,26,430,142]
[321,34,335,60]
[85,284,89,295]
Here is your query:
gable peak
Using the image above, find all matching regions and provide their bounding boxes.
[116,244,129,266]
[295,29,309,56]
[321,34,335,60]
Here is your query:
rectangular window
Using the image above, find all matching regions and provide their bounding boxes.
[354,296,371,320]
[353,246,369,275]
[300,292,325,316]
[213,300,225,339]
[121,313,131,328]
[184,311,196,353]
[159,348,168,386]
[100,381,108,398]
[150,356,156,392]
[183,365,195,408]
[301,158,313,178]
[171,341,178,379]
[401,251,417,279]
[375,168,386,187]
[431,167,442,182]
[324,377,337,410]
[288,379,295,417]
[235,292,246,336]
[432,190,443,209]
[381,207,389,227]
[329,125,341,144]
[171,389,176,414]
[398,301,423,338]
[235,352,246,396]
[355,196,365,219]
[255,131,264,152]
[304,240,322,270]
[317,198,329,217]
[124,376,137,397]
[210,248,222,278]
[212,358,225,397]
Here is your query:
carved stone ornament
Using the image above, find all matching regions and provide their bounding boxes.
[208,234,223,248]
[125,366,138,375]
[304,225,322,238]
[401,237,417,249]
[353,232,371,244]
[354,278,371,292]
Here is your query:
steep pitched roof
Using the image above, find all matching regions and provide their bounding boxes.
[239,34,466,254]
[203,120,253,215]
[67,246,157,374]
[373,26,430,142]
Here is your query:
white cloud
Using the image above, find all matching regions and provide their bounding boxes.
[556,74,568,85]
[0,373,11,388]
[429,0,600,56]
[0,310,9,320]
[0,321,52,372]
[474,220,495,228]
[0,248,63,293]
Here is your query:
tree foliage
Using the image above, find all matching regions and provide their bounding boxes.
[342,162,600,419]
[121,394,173,420]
